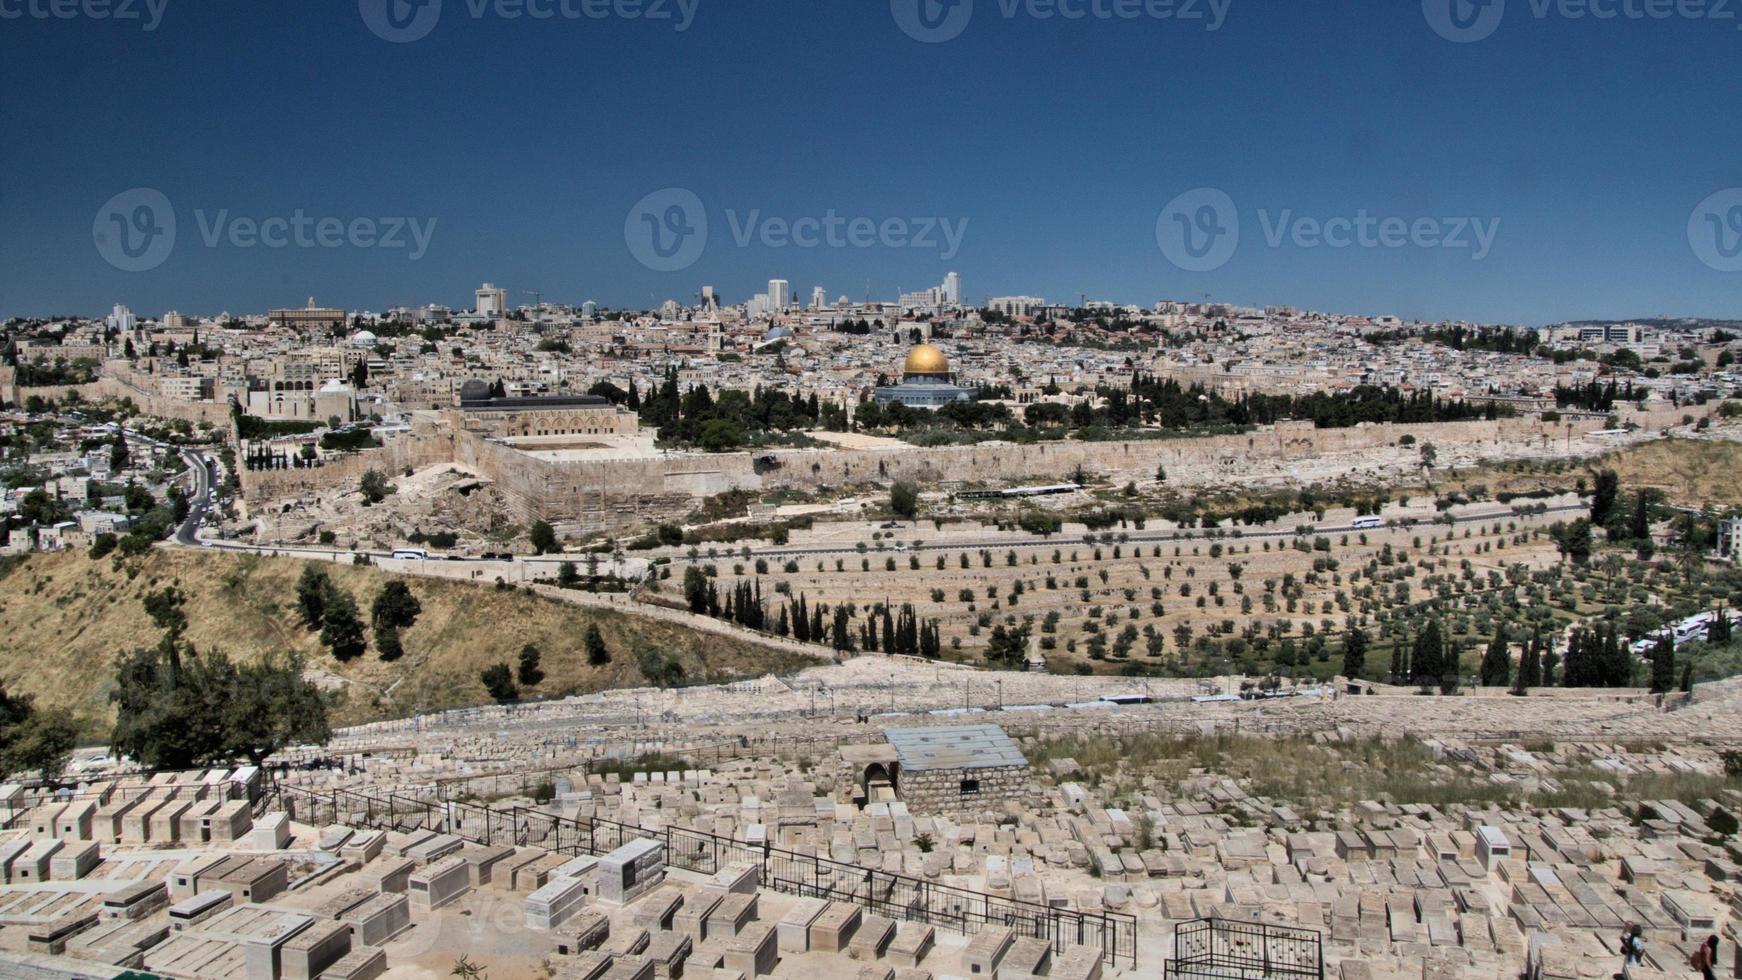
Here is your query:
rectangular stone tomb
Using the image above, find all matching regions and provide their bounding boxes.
[553,910,610,956]
[846,914,896,961]
[281,919,352,980]
[527,875,590,931]
[675,890,724,941]
[408,856,472,912]
[887,922,934,968]
[103,879,169,920]
[340,893,412,947]
[810,902,863,953]
[630,885,687,932]
[320,945,388,980]
[724,921,779,978]
[963,926,1015,976]
[168,890,234,930]
[778,897,827,954]
[598,838,666,907]
[706,893,759,940]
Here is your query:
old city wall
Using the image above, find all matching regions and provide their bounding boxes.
[238,424,456,504]
[755,415,1605,492]
[240,414,1615,534]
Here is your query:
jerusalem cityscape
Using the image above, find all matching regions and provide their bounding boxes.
[3,2,1742,980]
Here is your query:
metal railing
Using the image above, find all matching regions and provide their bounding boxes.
[274,784,1138,966]
[1164,917,1323,979]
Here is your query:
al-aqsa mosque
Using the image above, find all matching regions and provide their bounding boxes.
[872,343,980,409]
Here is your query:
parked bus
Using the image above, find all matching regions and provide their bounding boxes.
[1350,516,1385,530]
[391,548,428,561]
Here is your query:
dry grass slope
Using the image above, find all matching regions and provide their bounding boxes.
[0,550,816,733]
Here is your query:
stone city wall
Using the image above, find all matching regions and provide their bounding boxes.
[239,413,1637,535]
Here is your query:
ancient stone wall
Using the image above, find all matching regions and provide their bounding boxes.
[239,413,1622,535]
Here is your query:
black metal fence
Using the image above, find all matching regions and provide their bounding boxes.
[276,785,1138,967]
[1164,917,1323,979]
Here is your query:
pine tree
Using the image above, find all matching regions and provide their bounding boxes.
[1648,634,1675,694]
[1411,621,1444,689]
[1342,627,1368,680]
[1479,625,1511,688]
[584,626,610,667]
[1516,632,1542,693]
[521,643,547,683]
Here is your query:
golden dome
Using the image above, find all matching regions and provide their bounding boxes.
[903,343,950,376]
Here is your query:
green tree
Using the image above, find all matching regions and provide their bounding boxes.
[358,469,395,505]
[890,482,919,520]
[370,581,421,630]
[697,418,744,452]
[296,566,331,630]
[88,532,118,559]
[1410,620,1445,689]
[221,653,334,763]
[0,687,77,780]
[1648,634,1676,694]
[1341,627,1368,680]
[111,643,329,768]
[319,586,367,660]
[109,432,130,472]
[1515,631,1543,693]
[1590,468,1620,528]
[1479,625,1511,688]
[529,520,559,555]
[480,664,518,703]
[375,624,404,662]
[518,644,545,685]
[1708,608,1733,645]
[1629,488,1652,541]
[683,566,711,614]
[1550,518,1593,565]
[143,586,190,639]
[985,623,1032,670]
[584,625,611,667]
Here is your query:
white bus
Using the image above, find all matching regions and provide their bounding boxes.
[1351,516,1385,530]
[391,548,429,561]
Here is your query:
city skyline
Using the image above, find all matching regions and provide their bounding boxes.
[4,2,1742,324]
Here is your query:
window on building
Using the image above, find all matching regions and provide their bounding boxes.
[960,779,979,795]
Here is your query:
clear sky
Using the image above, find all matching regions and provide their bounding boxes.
[2,0,1740,324]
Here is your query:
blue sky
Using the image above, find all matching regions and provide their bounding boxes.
[2,0,1740,324]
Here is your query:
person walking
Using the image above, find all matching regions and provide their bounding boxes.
[1618,923,1645,967]
[1690,935,1719,980]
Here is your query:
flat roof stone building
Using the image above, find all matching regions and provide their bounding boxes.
[842,724,1030,814]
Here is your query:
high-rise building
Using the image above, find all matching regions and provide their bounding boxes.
[105,304,136,334]
[476,283,508,317]
[811,285,827,310]
[701,286,718,310]
[582,301,599,320]
[988,296,1046,317]
[768,279,791,311]
[943,272,962,306]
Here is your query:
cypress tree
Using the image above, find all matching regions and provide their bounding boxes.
[1480,625,1511,688]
